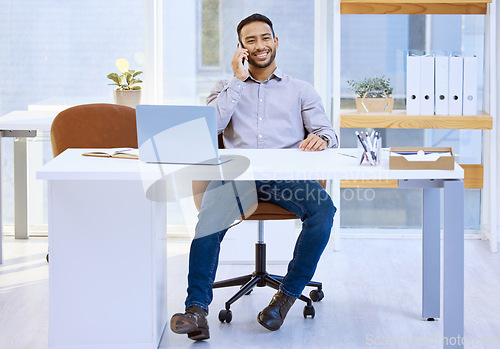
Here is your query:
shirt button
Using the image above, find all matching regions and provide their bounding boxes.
[259,135,263,138]
[259,99,263,102]
[238,85,241,89]
[259,117,262,121]
[231,100,235,103]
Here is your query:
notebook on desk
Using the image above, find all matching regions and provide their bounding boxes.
[136,104,227,165]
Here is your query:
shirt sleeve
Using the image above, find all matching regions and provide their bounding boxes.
[206,77,246,134]
[300,82,339,148]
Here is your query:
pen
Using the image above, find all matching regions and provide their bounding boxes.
[364,133,376,165]
[374,132,380,161]
[113,148,132,153]
[355,131,367,164]
[372,133,378,162]
[338,153,358,159]
[364,132,377,163]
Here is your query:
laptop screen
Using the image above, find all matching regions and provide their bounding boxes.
[136,105,221,165]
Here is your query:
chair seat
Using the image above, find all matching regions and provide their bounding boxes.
[193,179,325,221]
[245,202,299,221]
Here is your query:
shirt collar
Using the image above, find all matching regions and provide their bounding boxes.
[246,67,283,83]
[271,68,283,80]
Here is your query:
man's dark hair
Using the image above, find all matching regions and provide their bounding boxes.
[237,13,275,44]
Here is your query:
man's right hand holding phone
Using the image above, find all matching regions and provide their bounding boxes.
[232,44,249,81]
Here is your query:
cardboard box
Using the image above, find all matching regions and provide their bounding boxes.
[389,147,455,170]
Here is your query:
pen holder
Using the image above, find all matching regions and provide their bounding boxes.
[356,131,382,166]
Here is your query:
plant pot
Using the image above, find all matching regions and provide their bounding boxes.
[355,97,394,113]
[113,89,142,109]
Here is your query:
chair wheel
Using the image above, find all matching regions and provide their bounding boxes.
[46,253,49,263]
[303,305,315,318]
[310,289,324,302]
[218,309,232,323]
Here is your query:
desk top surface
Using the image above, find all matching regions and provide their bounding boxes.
[37,148,464,181]
[0,111,57,131]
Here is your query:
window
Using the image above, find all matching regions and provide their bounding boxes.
[163,0,315,106]
[201,0,221,68]
[0,0,145,229]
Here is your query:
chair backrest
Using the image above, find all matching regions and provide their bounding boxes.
[50,103,138,157]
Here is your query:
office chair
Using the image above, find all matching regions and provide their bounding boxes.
[51,103,137,157]
[48,103,138,262]
[192,136,326,323]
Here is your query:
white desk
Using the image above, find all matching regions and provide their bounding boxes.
[37,148,465,349]
[0,110,57,263]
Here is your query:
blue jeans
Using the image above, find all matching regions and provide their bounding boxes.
[185,180,336,312]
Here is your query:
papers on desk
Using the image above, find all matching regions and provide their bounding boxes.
[391,151,450,162]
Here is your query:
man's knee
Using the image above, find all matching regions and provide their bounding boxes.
[318,196,336,221]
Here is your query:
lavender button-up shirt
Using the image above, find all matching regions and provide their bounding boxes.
[207,68,338,149]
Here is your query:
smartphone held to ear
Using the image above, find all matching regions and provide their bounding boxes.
[238,42,245,65]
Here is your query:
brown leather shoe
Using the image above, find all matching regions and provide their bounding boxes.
[257,290,297,331]
[170,305,210,341]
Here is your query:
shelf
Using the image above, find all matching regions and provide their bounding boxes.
[340,164,483,189]
[340,110,493,129]
[341,0,490,14]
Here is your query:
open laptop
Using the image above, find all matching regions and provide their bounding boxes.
[136,104,227,165]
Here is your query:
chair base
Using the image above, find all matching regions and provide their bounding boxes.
[213,242,323,322]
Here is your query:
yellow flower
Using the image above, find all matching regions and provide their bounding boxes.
[115,58,129,74]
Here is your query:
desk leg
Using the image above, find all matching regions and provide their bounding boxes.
[14,137,28,239]
[443,180,464,348]
[422,188,440,320]
[0,132,3,264]
[331,178,341,251]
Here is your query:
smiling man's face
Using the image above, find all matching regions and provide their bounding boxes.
[239,21,278,69]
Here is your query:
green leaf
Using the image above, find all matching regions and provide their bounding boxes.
[107,73,123,86]
[131,86,141,90]
[123,72,132,85]
[133,71,143,78]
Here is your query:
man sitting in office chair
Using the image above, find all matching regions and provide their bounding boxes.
[170,13,338,340]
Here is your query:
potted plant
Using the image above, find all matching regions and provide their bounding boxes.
[107,58,143,108]
[347,75,394,113]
